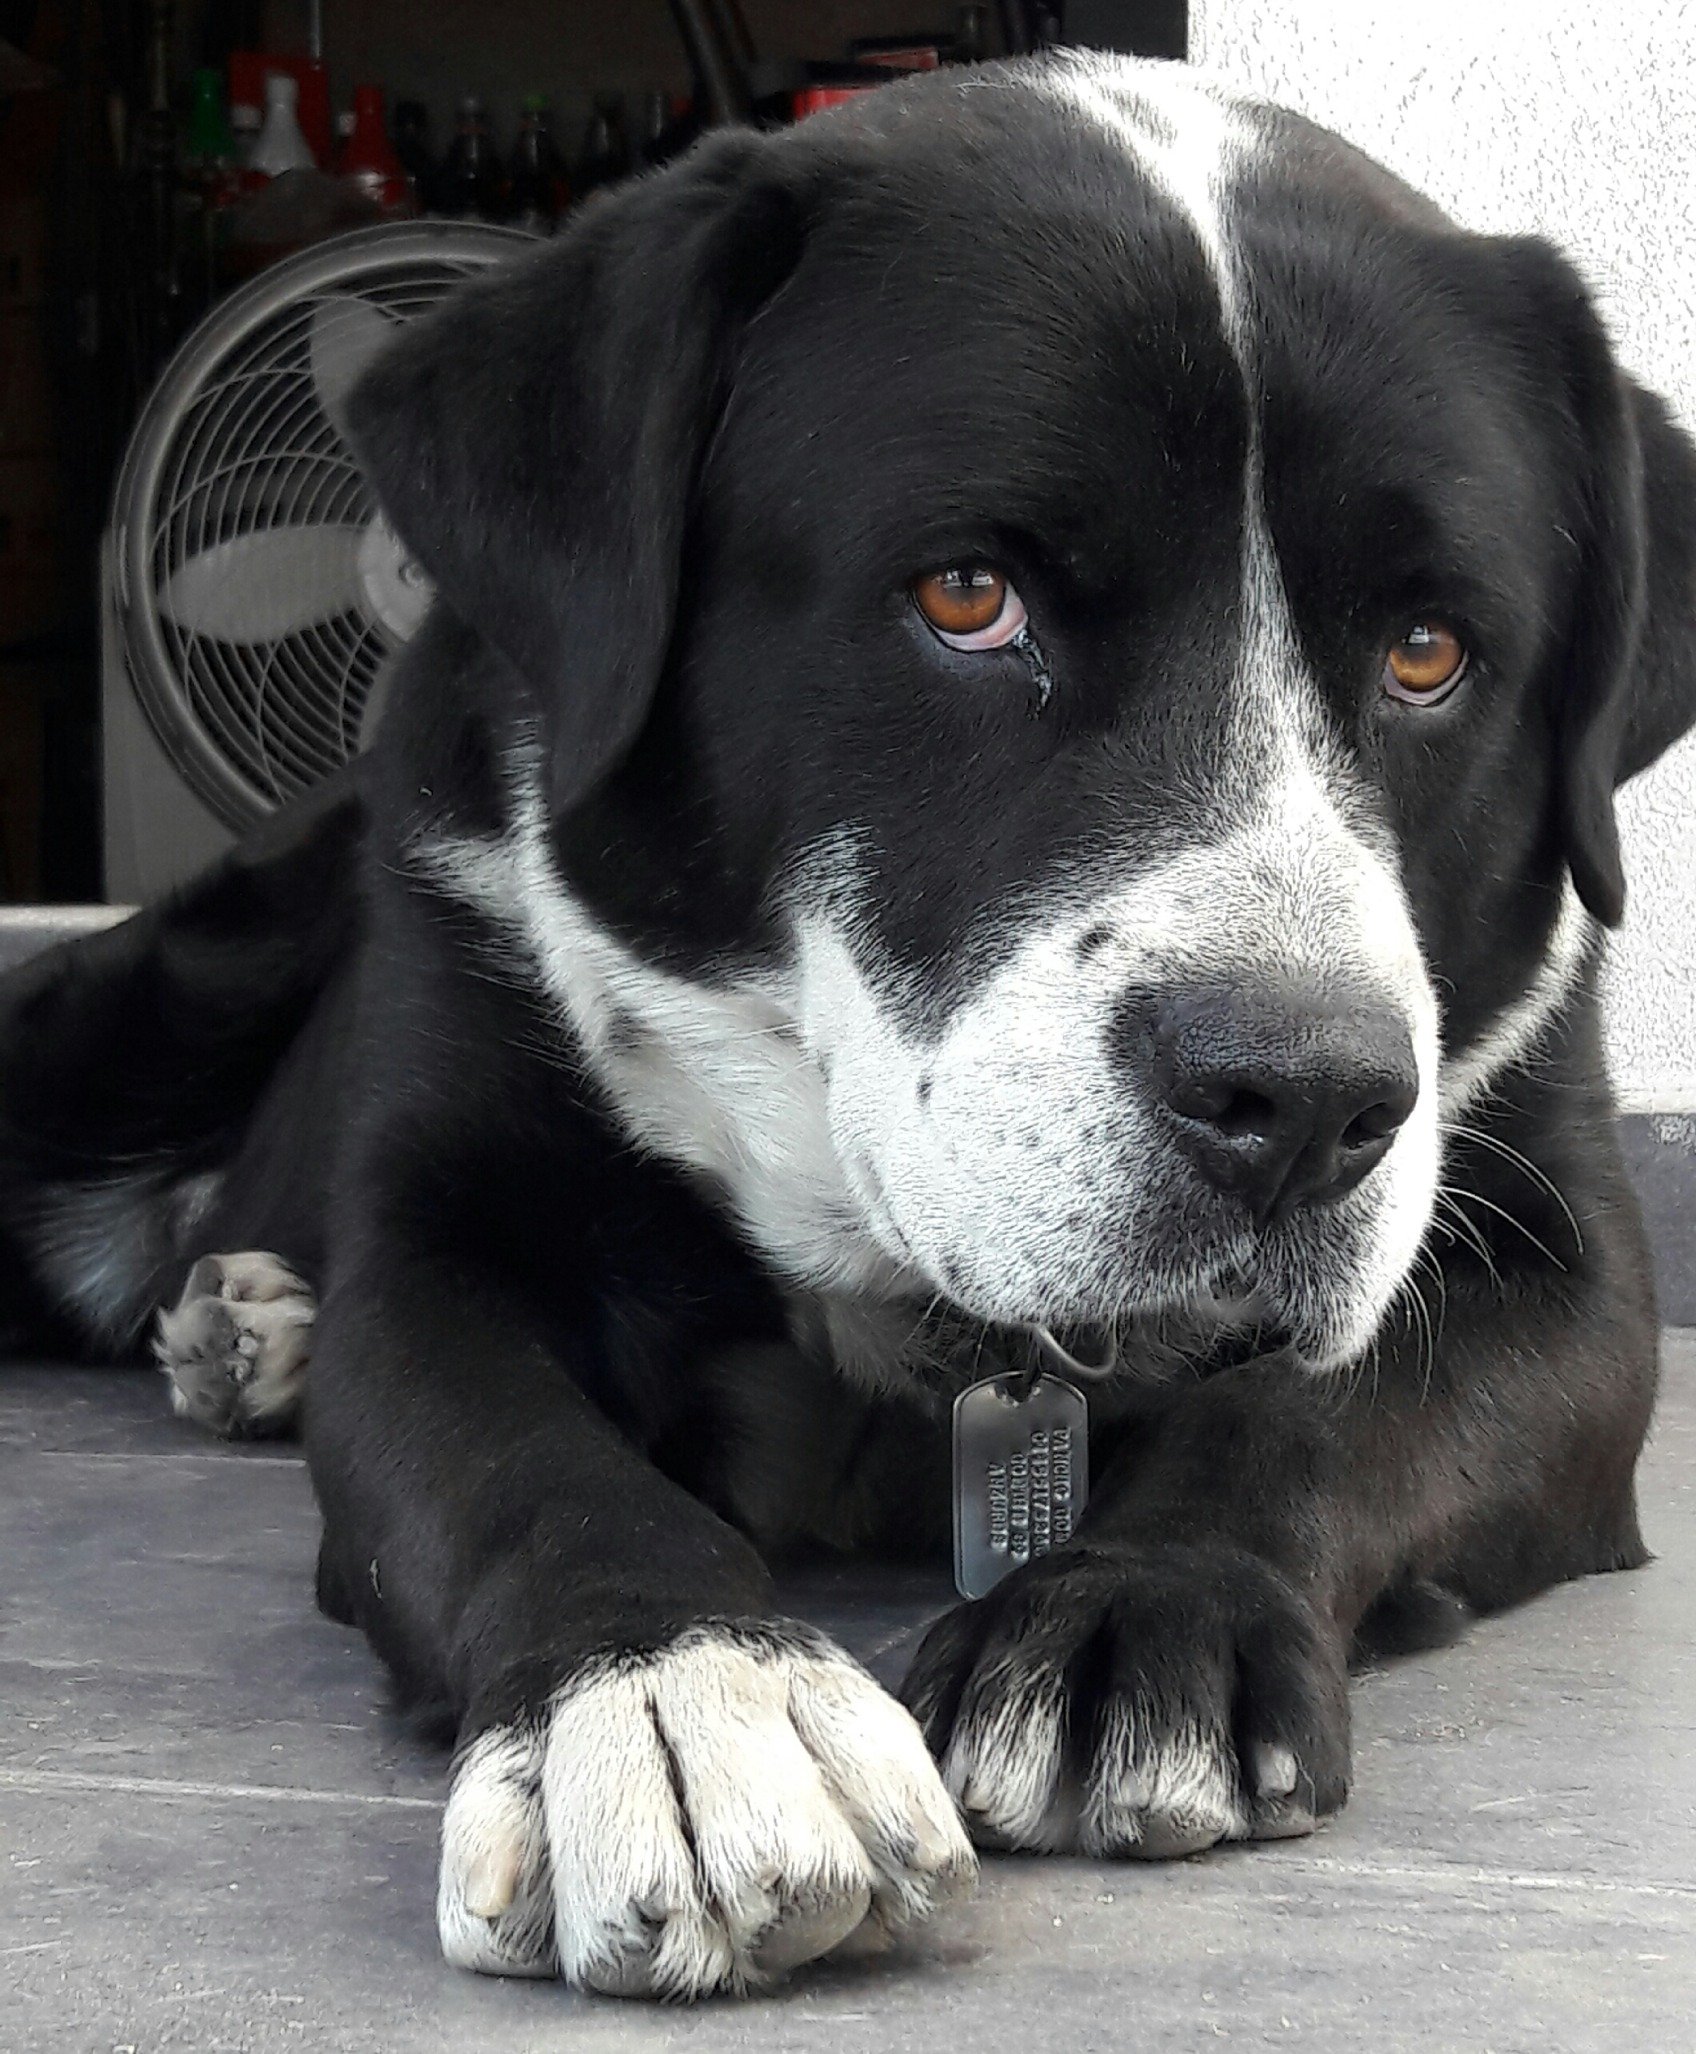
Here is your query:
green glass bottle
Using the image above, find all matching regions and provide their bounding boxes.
[180,67,237,310]
[185,67,235,167]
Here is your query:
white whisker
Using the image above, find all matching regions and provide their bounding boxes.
[1442,1183,1570,1273]
[1439,1119,1584,1258]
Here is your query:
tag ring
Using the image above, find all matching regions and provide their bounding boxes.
[1027,1322,1118,1382]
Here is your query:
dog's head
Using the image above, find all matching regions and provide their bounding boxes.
[349,54,1696,1371]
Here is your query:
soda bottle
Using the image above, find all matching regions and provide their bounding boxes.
[508,95,567,232]
[392,100,439,213]
[441,97,506,219]
[184,66,236,175]
[575,95,631,199]
[339,84,413,215]
[179,66,238,302]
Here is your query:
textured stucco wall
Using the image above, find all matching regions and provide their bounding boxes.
[1189,0,1696,1109]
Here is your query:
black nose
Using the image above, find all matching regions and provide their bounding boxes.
[1138,991,1418,1221]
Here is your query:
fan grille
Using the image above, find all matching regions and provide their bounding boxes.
[116,225,532,828]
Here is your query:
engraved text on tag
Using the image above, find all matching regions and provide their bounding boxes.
[952,1371,1089,1599]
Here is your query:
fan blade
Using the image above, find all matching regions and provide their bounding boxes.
[159,526,366,642]
[309,295,400,437]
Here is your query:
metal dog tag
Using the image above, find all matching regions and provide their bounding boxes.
[953,1372,1089,1600]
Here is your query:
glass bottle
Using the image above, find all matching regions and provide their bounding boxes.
[440,96,506,220]
[249,72,316,180]
[339,84,412,214]
[179,67,237,303]
[508,95,567,232]
[392,99,439,213]
[184,66,235,173]
[575,95,631,199]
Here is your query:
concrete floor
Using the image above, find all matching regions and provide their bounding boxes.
[2,1342,1694,2054]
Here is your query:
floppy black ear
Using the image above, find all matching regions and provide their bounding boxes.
[344,129,808,812]
[1517,242,1696,926]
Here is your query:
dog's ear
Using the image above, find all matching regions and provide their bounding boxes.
[1563,379,1696,923]
[344,130,808,813]
[1496,239,1696,926]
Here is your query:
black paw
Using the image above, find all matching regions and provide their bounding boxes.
[900,1541,1349,1857]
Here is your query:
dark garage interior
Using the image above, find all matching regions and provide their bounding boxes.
[0,0,1184,905]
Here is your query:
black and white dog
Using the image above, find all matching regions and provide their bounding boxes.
[4,51,1694,1999]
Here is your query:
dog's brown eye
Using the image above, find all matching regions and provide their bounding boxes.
[911,566,1027,650]
[1384,621,1468,703]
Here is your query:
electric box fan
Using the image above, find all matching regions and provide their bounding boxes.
[102,219,533,904]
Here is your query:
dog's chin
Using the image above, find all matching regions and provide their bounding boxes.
[1057,1296,1383,1381]
[863,1175,1410,1380]
[1248,1240,1412,1376]
[1213,1277,1395,1376]
[1271,1310,1375,1376]
[944,1261,1396,1383]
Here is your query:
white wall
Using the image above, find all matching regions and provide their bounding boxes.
[1190,0,1696,1110]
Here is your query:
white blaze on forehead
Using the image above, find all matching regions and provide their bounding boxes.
[1048,54,1261,336]
[1038,55,1417,949]
[1041,55,1348,793]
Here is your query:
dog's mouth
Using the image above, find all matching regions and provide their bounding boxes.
[844,1148,1378,1382]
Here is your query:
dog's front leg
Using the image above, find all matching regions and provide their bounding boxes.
[306,1242,973,1998]
[903,1285,1652,1859]
[901,1370,1358,1859]
[903,1516,1351,1861]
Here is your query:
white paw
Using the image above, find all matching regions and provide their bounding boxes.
[153,1251,315,1436]
[437,1623,977,1998]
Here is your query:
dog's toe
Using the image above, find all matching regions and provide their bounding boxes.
[437,1724,558,1977]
